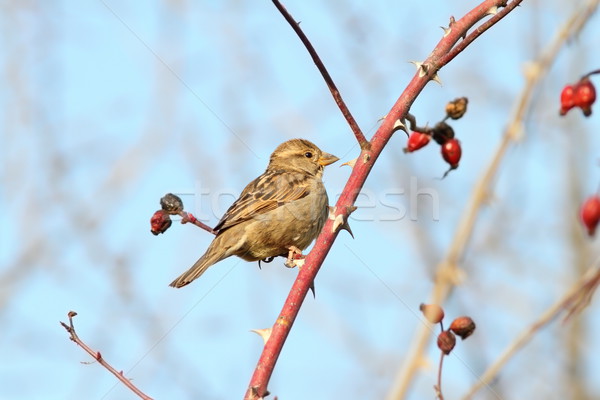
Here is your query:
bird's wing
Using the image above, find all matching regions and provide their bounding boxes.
[214,170,310,232]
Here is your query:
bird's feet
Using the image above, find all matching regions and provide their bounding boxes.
[284,246,314,297]
[284,246,304,268]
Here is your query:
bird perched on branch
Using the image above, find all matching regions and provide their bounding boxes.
[170,138,339,288]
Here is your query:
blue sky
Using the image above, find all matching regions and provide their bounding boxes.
[2,1,600,399]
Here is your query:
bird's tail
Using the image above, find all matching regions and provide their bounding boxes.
[169,238,229,288]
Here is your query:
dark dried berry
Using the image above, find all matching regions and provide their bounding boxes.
[160,193,184,214]
[431,122,455,145]
[437,330,456,355]
[445,97,468,120]
[449,316,476,340]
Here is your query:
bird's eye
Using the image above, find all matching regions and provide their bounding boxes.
[304,151,313,158]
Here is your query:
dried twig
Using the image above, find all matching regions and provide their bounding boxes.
[271,0,369,149]
[60,311,154,400]
[178,210,217,235]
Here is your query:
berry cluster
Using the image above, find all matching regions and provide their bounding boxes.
[150,193,184,235]
[150,193,217,236]
[420,304,476,354]
[563,70,600,237]
[403,97,467,178]
[559,75,597,117]
[419,303,476,398]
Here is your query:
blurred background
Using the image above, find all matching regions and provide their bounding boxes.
[1,1,600,399]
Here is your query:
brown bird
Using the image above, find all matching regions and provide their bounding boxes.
[170,138,339,288]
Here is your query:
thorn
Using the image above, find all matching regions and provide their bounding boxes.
[331,206,356,238]
[332,214,345,233]
[392,119,408,135]
[410,61,429,78]
[309,282,316,298]
[340,158,356,168]
[250,328,272,345]
[328,206,337,221]
[432,73,443,86]
[292,258,305,269]
[440,25,451,37]
[410,60,423,71]
[486,6,498,16]
[342,206,357,238]
[340,220,354,238]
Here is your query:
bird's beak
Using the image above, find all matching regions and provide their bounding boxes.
[318,152,339,166]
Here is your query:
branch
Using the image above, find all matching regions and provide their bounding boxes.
[151,193,217,236]
[462,262,600,399]
[60,311,154,400]
[435,351,446,400]
[178,210,217,235]
[272,0,369,149]
[245,1,520,398]
[386,1,600,398]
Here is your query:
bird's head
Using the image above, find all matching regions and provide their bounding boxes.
[268,139,339,176]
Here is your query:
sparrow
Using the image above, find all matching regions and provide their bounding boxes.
[169,138,339,288]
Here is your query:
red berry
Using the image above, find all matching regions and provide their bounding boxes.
[581,195,600,236]
[575,78,596,117]
[404,131,431,153]
[150,210,172,235]
[560,84,576,116]
[441,138,461,168]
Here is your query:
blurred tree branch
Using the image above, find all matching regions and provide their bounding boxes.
[60,311,154,400]
[462,261,600,399]
[386,1,600,398]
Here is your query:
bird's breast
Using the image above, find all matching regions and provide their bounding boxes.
[234,181,329,260]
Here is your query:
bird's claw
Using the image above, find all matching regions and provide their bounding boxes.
[284,246,304,268]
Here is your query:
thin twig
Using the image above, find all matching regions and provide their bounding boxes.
[435,352,446,400]
[582,68,600,79]
[462,263,600,399]
[178,211,217,235]
[440,1,523,66]
[245,1,520,398]
[271,0,369,149]
[386,1,600,398]
[60,311,154,400]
